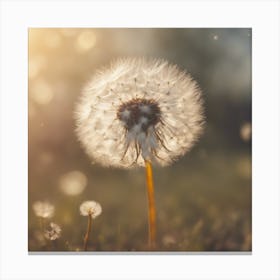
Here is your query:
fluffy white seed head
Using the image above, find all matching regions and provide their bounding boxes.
[32,201,55,218]
[44,222,62,240]
[75,58,204,168]
[80,200,102,219]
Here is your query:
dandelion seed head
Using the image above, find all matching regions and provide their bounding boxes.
[32,201,55,218]
[80,200,102,219]
[44,222,62,240]
[75,58,204,168]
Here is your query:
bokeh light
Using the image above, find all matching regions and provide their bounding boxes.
[213,34,219,40]
[28,55,46,79]
[59,170,87,196]
[75,30,97,52]
[240,122,252,142]
[30,78,54,105]
[44,31,62,49]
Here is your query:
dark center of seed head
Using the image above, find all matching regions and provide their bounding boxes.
[117,98,161,131]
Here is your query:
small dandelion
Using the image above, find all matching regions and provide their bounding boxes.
[80,200,102,250]
[44,222,62,240]
[75,58,204,248]
[32,201,55,219]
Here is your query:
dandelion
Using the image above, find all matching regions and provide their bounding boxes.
[44,222,62,240]
[80,200,102,250]
[75,58,203,168]
[75,58,204,248]
[32,201,55,219]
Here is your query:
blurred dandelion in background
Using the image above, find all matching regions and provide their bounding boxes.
[32,201,55,219]
[59,170,87,196]
[80,200,102,250]
[44,222,62,240]
[32,201,56,246]
[75,57,204,249]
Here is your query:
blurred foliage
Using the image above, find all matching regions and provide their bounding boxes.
[28,28,251,252]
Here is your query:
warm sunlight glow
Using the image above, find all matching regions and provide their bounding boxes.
[30,79,54,105]
[76,31,96,52]
[59,170,87,196]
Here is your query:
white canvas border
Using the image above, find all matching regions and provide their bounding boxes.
[0,0,279,279]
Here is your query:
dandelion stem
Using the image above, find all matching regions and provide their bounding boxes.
[145,160,156,249]
[83,214,92,251]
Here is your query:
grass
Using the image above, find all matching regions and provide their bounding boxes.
[28,149,251,252]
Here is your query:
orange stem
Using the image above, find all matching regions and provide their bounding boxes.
[145,160,156,249]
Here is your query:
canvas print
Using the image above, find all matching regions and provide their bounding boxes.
[28,28,252,252]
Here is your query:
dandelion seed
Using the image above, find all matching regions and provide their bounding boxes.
[44,222,62,240]
[80,200,102,251]
[32,201,55,218]
[75,58,204,249]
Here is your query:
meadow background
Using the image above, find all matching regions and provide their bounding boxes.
[28,28,251,252]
